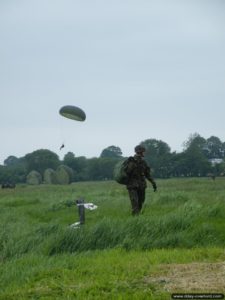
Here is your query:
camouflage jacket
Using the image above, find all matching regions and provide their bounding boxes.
[125,154,155,189]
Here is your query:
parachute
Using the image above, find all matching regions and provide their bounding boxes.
[113,159,130,185]
[58,105,86,150]
[59,105,86,121]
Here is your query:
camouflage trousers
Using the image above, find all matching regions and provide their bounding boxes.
[127,187,146,215]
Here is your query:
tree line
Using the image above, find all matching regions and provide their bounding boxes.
[1,133,225,185]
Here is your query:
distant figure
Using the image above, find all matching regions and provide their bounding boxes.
[211,175,216,181]
[60,143,65,150]
[125,145,157,215]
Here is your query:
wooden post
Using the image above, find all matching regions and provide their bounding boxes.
[76,199,85,224]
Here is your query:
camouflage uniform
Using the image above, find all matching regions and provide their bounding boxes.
[125,154,156,215]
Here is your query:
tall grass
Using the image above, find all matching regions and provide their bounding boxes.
[1,178,225,260]
[0,178,225,298]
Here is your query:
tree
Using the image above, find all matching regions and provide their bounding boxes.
[211,161,225,177]
[24,149,60,175]
[86,157,120,180]
[100,146,123,158]
[223,142,225,158]
[63,152,75,166]
[55,165,74,184]
[43,168,57,184]
[63,152,88,181]
[182,133,206,152]
[0,157,27,183]
[170,152,188,177]
[26,170,42,185]
[204,136,224,159]
[4,156,19,166]
[182,134,211,176]
[140,139,172,177]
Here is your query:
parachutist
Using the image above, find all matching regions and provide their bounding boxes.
[60,144,65,150]
[123,145,157,215]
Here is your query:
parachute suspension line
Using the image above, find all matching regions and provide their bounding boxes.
[59,116,66,150]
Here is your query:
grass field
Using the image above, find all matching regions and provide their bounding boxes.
[0,178,225,299]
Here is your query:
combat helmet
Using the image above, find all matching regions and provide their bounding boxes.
[134,145,146,154]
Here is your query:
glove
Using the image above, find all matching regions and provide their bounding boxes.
[152,182,157,192]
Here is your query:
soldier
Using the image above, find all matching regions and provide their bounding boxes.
[125,145,157,215]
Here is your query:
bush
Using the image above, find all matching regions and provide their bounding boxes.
[43,168,57,184]
[55,165,74,184]
[26,170,42,185]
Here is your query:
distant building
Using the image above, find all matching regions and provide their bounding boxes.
[209,158,223,166]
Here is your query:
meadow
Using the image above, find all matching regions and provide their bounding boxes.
[0,178,225,299]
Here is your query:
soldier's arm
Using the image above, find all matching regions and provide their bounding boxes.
[144,163,157,191]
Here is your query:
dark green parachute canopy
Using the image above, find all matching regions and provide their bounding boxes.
[59,105,86,121]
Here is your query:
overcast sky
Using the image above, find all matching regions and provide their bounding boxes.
[0,0,225,164]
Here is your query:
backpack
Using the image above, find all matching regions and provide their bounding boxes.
[113,158,132,185]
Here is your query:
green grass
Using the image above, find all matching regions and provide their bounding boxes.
[0,248,225,300]
[0,178,225,299]
[0,248,224,299]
